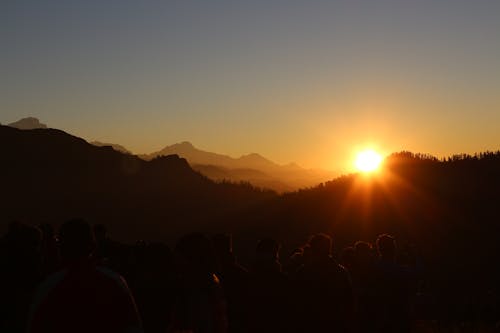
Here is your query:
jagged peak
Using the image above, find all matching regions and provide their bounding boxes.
[161,141,197,151]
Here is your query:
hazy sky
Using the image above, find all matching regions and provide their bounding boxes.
[2,0,500,171]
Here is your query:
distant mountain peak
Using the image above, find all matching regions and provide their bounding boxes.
[174,141,195,150]
[238,153,274,165]
[91,141,132,155]
[143,141,339,191]
[8,117,47,130]
[242,152,263,158]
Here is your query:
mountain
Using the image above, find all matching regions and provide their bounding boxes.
[0,125,275,241]
[91,141,133,155]
[221,150,500,302]
[144,142,337,192]
[143,141,278,170]
[8,117,48,130]
[7,118,133,155]
[2,118,336,192]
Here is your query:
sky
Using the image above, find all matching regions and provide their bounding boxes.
[2,0,500,172]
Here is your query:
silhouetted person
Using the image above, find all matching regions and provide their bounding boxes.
[294,233,354,332]
[92,224,131,277]
[0,222,42,333]
[341,246,356,272]
[132,242,175,333]
[27,219,142,333]
[212,233,250,333]
[372,234,415,333]
[93,223,111,261]
[283,247,305,275]
[351,241,378,333]
[248,238,290,332]
[38,223,60,276]
[170,232,227,333]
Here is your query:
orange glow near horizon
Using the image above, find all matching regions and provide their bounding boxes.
[354,149,383,172]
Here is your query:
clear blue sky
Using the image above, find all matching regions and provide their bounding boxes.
[2,0,500,171]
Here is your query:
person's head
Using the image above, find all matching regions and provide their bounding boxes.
[302,244,312,264]
[376,234,396,260]
[256,238,280,262]
[354,240,371,256]
[309,233,332,257]
[340,246,355,270]
[59,219,95,261]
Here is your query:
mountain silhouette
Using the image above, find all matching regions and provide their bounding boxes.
[91,141,133,155]
[0,125,275,241]
[143,141,278,170]
[3,118,336,192]
[144,142,337,192]
[8,117,48,130]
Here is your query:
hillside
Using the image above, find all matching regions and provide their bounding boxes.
[0,125,275,241]
[229,151,500,298]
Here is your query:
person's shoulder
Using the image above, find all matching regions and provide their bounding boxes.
[37,269,68,293]
[326,257,344,271]
[30,269,68,311]
[95,265,130,292]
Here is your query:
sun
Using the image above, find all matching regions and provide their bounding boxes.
[355,149,383,172]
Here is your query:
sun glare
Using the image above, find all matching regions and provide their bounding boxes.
[355,149,383,172]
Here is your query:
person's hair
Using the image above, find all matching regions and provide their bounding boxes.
[309,233,332,256]
[376,234,396,258]
[59,219,95,260]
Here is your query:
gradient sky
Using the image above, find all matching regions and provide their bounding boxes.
[2,0,500,171]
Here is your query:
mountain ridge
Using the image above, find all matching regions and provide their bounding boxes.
[4,117,337,191]
[0,125,275,241]
[144,141,338,191]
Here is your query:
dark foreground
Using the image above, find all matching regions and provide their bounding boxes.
[1,219,499,333]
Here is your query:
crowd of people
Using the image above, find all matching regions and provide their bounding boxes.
[0,219,497,332]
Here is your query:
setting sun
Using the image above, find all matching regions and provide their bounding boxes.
[355,149,383,172]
